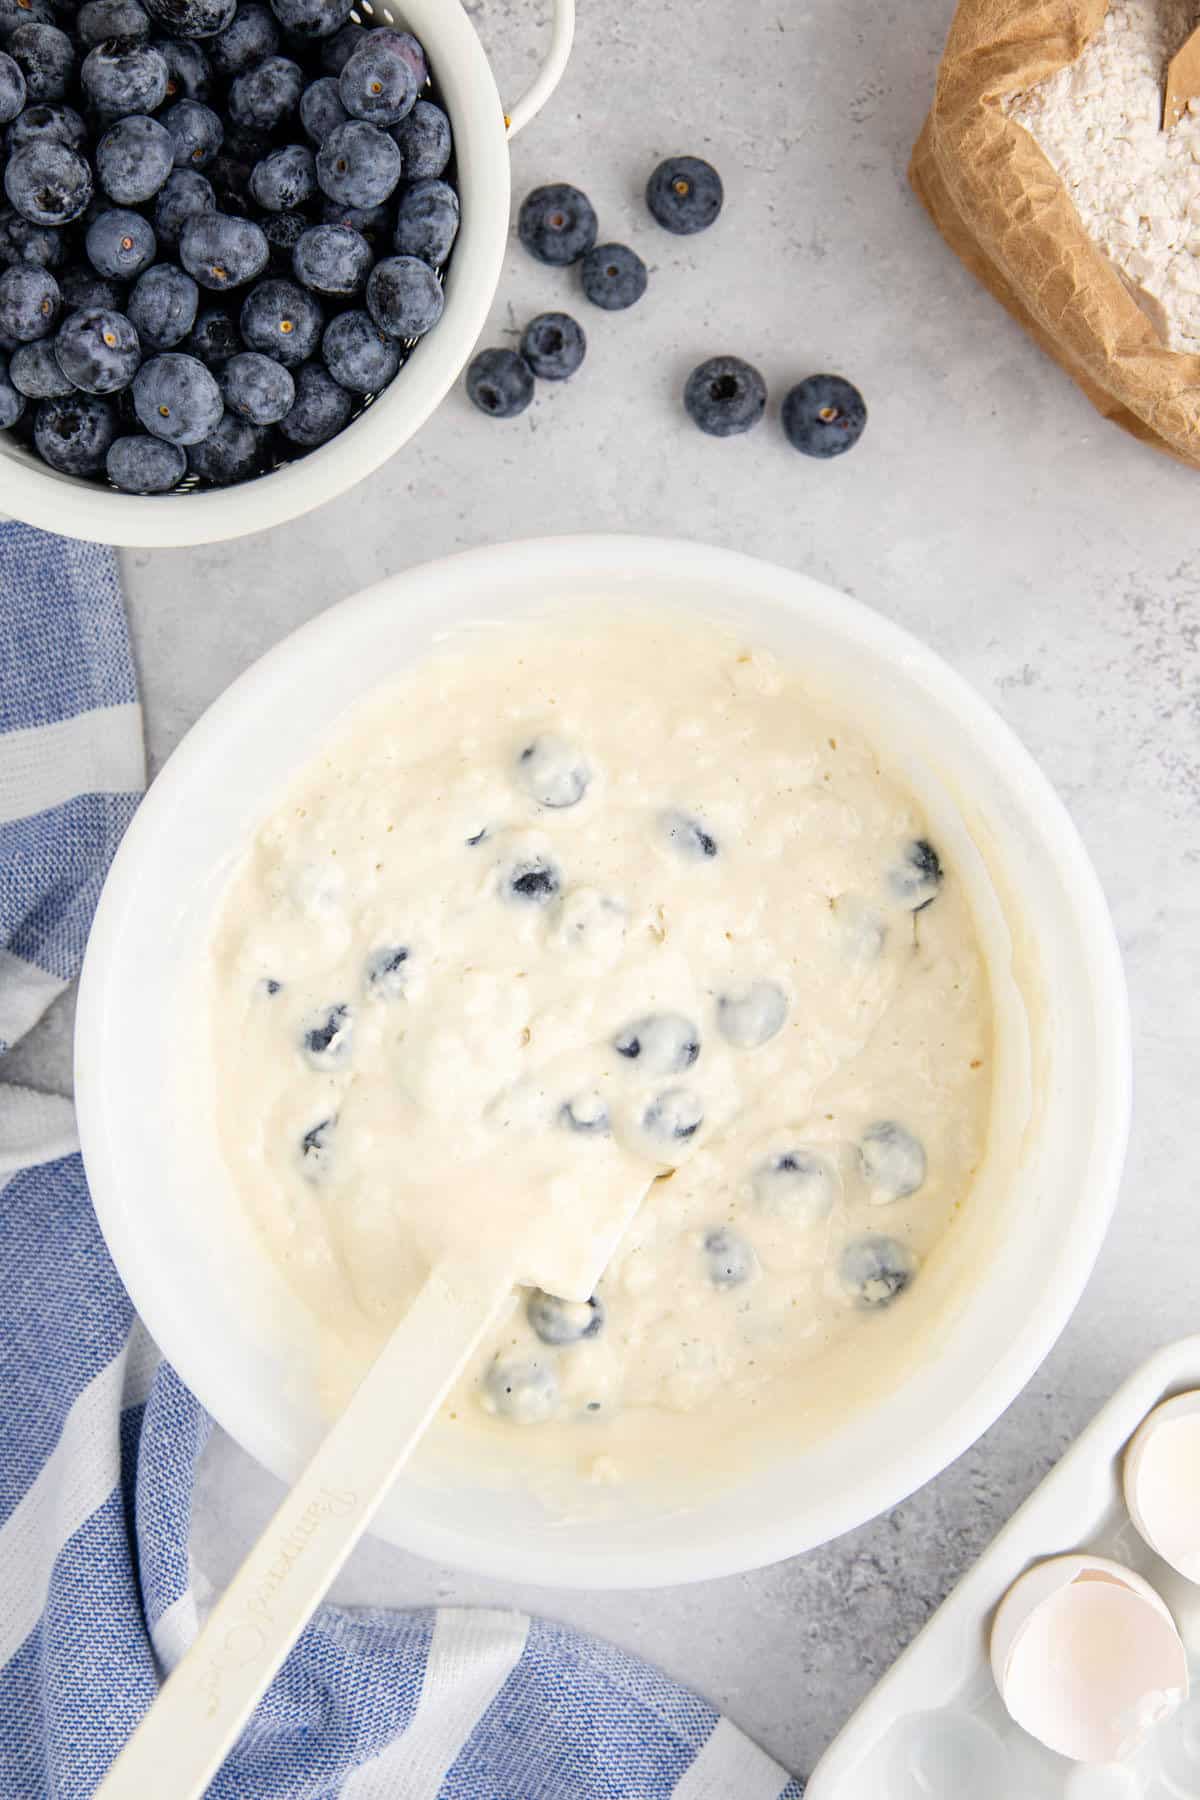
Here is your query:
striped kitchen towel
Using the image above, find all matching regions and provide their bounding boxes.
[0,520,805,1800]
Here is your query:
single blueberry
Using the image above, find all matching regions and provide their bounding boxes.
[86,207,156,279]
[260,976,282,996]
[106,430,186,489]
[559,1092,610,1136]
[180,210,268,288]
[504,856,561,905]
[4,141,92,225]
[81,41,169,115]
[660,808,718,860]
[646,155,723,234]
[716,981,788,1050]
[0,0,56,36]
[299,1113,335,1179]
[186,409,270,481]
[302,1000,352,1066]
[580,242,647,311]
[526,1289,605,1345]
[364,943,409,994]
[209,0,277,72]
[781,374,867,458]
[78,0,152,44]
[260,207,307,269]
[132,349,222,441]
[703,1225,755,1288]
[54,306,141,392]
[96,113,175,204]
[219,347,293,421]
[481,1354,558,1425]
[515,733,589,808]
[5,102,86,154]
[888,838,943,911]
[859,1122,927,1201]
[0,260,57,339]
[153,165,215,249]
[752,1150,837,1224]
[127,260,198,347]
[156,34,212,100]
[186,300,237,364]
[292,220,369,294]
[240,276,322,364]
[319,19,361,73]
[642,1088,704,1144]
[141,0,236,36]
[364,252,441,338]
[338,37,415,126]
[684,355,766,437]
[321,305,398,393]
[0,204,65,264]
[33,391,117,471]
[520,311,585,382]
[0,350,24,424]
[369,27,427,87]
[248,142,315,212]
[7,22,73,103]
[316,119,401,207]
[9,334,72,393]
[277,357,350,444]
[390,99,449,177]
[840,1234,916,1309]
[392,176,458,267]
[299,72,345,142]
[613,1013,700,1074]
[227,53,302,129]
[466,346,532,419]
[270,0,354,37]
[517,181,596,267]
[0,49,25,121]
[163,96,223,169]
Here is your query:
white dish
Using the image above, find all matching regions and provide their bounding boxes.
[0,0,573,548]
[74,534,1131,1588]
[807,1336,1200,1800]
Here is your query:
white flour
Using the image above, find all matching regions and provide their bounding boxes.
[1009,0,1200,351]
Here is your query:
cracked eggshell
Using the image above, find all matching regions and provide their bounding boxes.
[1124,1390,1200,1582]
[990,1554,1188,1764]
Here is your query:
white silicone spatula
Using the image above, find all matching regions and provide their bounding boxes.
[94,1157,656,1800]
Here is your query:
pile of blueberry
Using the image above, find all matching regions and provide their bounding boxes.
[0,0,458,492]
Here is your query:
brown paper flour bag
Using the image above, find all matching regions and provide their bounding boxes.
[911,0,1200,467]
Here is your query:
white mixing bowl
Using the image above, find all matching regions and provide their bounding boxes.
[74,536,1131,1588]
[0,0,572,547]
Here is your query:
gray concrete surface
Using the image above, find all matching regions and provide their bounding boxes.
[10,0,1200,1779]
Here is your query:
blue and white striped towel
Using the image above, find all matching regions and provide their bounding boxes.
[0,521,805,1800]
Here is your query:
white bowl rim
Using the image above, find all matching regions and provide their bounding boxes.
[75,534,1133,1586]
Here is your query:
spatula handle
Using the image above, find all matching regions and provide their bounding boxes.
[95,1262,513,1800]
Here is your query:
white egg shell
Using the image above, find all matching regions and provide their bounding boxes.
[1123,1390,1200,1581]
[990,1554,1188,1763]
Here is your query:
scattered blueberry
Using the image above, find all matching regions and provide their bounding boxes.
[466,347,533,419]
[859,1122,927,1201]
[684,355,766,437]
[613,1013,700,1074]
[526,1289,605,1345]
[4,140,92,224]
[86,207,157,280]
[127,259,197,346]
[370,28,426,87]
[106,430,186,489]
[96,113,175,204]
[580,242,647,311]
[840,1234,916,1309]
[277,356,349,443]
[156,35,212,101]
[219,346,292,420]
[186,300,238,364]
[318,19,361,74]
[660,808,717,860]
[0,350,23,423]
[132,348,222,440]
[515,733,590,808]
[0,260,57,338]
[298,72,345,142]
[338,36,415,126]
[209,0,277,73]
[0,0,57,36]
[321,305,397,392]
[888,838,943,911]
[5,102,87,152]
[390,98,449,177]
[186,407,268,480]
[8,22,74,103]
[520,311,585,381]
[482,1354,558,1424]
[518,181,596,266]
[299,1113,335,1179]
[316,118,401,207]
[0,204,64,264]
[752,1150,837,1224]
[781,374,867,458]
[260,206,306,268]
[260,976,282,995]
[81,41,169,115]
[642,1088,704,1144]
[33,391,116,470]
[0,48,25,121]
[716,981,788,1050]
[392,176,458,266]
[301,1000,352,1066]
[180,209,268,287]
[292,220,369,293]
[162,96,222,169]
[77,0,151,44]
[54,305,141,391]
[559,1092,610,1135]
[239,275,321,362]
[153,165,214,248]
[247,141,314,211]
[504,856,561,904]
[364,943,408,994]
[703,1225,755,1288]
[364,252,441,337]
[9,335,72,393]
[141,0,235,37]
[270,0,354,38]
[646,154,723,234]
[227,52,302,129]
